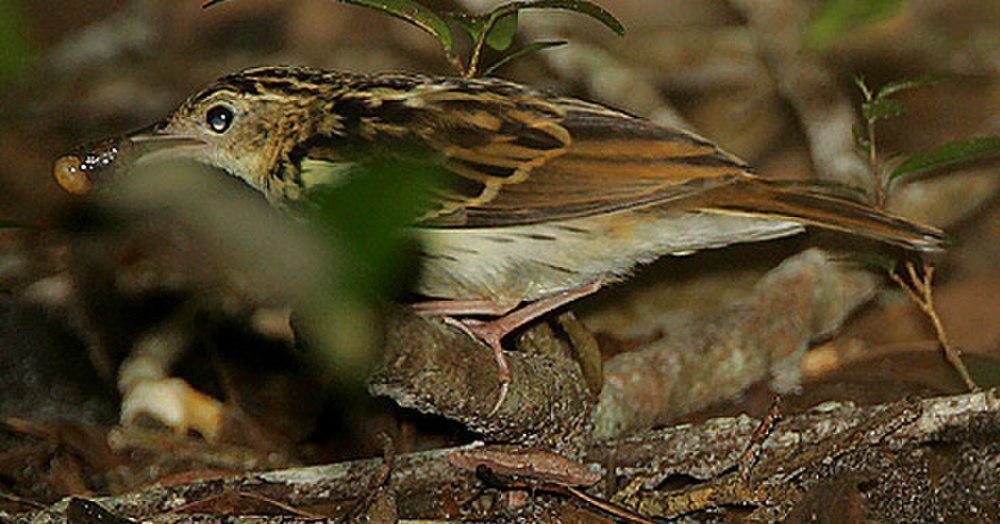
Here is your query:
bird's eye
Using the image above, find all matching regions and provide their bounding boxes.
[206,105,234,134]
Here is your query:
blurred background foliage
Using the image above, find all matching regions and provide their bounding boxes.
[0,0,34,79]
[0,0,996,508]
[806,0,906,49]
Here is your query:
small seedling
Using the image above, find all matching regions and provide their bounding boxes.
[204,0,625,78]
[853,75,1000,391]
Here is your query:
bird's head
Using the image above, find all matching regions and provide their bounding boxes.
[54,66,340,198]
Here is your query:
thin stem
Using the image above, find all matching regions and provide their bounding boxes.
[860,87,884,206]
[889,262,979,392]
[858,84,889,207]
[0,491,46,510]
[566,486,658,524]
[465,30,489,77]
[869,119,883,206]
[738,395,783,480]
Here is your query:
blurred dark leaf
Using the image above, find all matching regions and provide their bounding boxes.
[488,1,626,37]
[298,157,441,299]
[338,0,454,51]
[806,0,906,49]
[862,97,906,122]
[485,11,519,51]
[890,136,1000,181]
[483,40,567,76]
[291,157,445,382]
[0,220,25,228]
[66,498,138,524]
[0,1,33,79]
[876,75,947,99]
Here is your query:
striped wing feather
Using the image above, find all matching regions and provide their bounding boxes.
[297,78,944,252]
[316,83,752,227]
[446,108,752,227]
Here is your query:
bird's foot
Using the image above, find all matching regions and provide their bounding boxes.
[424,281,605,415]
[120,378,224,440]
[442,317,511,415]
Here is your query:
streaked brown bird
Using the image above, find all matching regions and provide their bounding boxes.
[54,66,946,411]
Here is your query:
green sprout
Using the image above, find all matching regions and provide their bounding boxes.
[204,0,625,77]
[805,0,907,50]
[853,75,1000,207]
[852,75,999,392]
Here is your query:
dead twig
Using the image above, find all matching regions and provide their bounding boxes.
[0,491,46,510]
[888,262,979,392]
[738,395,783,480]
[471,460,656,524]
[564,486,658,524]
[345,432,397,521]
[165,489,325,519]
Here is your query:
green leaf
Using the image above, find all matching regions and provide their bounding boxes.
[488,1,625,37]
[482,40,567,76]
[862,97,906,121]
[806,0,906,49]
[876,74,947,99]
[297,155,444,298]
[444,12,487,40]
[340,0,455,51]
[485,12,519,51]
[205,0,454,51]
[890,136,1000,181]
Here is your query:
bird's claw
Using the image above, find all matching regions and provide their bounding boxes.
[442,317,512,415]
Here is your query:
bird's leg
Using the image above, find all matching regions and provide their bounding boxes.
[412,298,522,317]
[462,280,603,346]
[413,280,603,415]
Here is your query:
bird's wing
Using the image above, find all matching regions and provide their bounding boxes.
[298,82,752,227]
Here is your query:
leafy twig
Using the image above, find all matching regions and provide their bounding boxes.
[890,136,1000,182]
[482,40,567,77]
[853,77,980,392]
[208,0,623,78]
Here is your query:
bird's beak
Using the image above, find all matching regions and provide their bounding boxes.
[54,124,205,195]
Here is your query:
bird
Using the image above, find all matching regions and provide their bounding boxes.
[54,65,946,412]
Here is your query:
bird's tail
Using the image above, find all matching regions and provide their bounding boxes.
[697,178,947,253]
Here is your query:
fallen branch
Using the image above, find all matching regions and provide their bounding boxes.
[23,389,998,522]
[369,310,595,453]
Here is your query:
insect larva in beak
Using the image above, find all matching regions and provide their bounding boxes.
[53,154,94,195]
[53,138,129,195]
